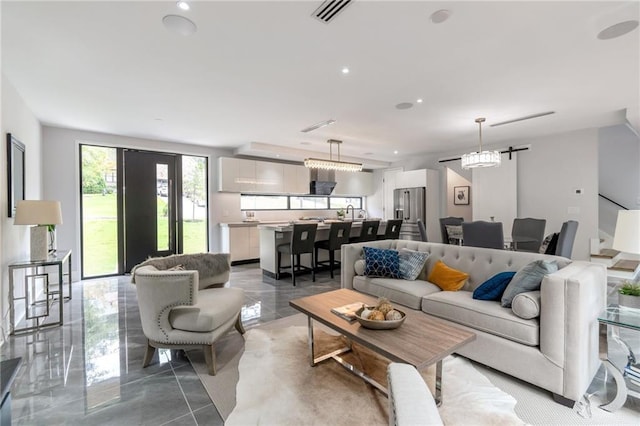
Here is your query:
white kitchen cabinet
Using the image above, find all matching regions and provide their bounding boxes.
[255,160,284,193]
[333,171,374,195]
[218,157,256,192]
[394,169,427,189]
[283,164,310,194]
[221,224,260,263]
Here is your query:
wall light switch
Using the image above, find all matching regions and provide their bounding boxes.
[568,206,580,214]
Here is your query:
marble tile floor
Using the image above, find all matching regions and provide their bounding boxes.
[0,263,339,425]
[1,264,638,425]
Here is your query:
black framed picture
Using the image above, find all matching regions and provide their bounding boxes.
[7,133,26,218]
[454,186,470,205]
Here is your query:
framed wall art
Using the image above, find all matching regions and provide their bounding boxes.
[453,185,470,205]
[7,133,26,218]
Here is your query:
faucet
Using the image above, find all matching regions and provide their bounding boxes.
[346,204,355,221]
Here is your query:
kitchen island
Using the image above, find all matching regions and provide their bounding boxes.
[258,220,387,279]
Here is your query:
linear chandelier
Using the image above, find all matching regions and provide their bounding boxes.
[304,139,363,172]
[461,117,501,169]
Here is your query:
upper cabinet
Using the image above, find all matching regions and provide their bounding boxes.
[395,169,428,189]
[333,171,374,196]
[218,157,309,194]
[283,164,310,194]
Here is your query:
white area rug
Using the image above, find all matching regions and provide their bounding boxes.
[225,326,523,426]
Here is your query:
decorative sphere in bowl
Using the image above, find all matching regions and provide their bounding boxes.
[355,306,406,330]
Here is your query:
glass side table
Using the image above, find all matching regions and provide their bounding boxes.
[598,304,640,411]
[8,250,72,334]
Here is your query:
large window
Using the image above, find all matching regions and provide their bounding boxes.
[240,194,362,211]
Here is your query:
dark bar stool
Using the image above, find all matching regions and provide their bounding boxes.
[378,219,403,240]
[349,220,380,243]
[277,223,318,286]
[314,221,352,278]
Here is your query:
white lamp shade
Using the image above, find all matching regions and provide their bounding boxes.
[14,200,63,226]
[612,210,640,254]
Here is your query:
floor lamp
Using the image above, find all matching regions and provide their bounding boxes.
[14,200,63,261]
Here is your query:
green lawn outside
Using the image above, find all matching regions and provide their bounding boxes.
[83,194,207,277]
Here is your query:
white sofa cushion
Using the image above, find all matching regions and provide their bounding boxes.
[169,287,244,333]
[422,291,539,346]
[353,276,441,309]
[512,291,541,319]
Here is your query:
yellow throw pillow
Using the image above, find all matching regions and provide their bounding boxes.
[427,260,469,291]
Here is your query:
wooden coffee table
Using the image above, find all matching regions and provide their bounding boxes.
[289,288,476,404]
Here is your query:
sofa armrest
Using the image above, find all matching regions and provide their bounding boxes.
[540,261,606,401]
[387,363,443,426]
[134,270,199,343]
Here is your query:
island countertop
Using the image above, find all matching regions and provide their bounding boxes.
[258,219,385,232]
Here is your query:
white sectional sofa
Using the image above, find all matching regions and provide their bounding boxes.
[340,240,607,406]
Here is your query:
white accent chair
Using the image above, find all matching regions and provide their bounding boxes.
[132,253,245,375]
[387,363,443,426]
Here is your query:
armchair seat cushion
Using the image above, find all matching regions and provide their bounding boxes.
[169,287,244,333]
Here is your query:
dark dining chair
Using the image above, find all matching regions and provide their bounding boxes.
[417,219,428,242]
[439,217,464,244]
[277,223,317,286]
[349,220,380,243]
[555,220,579,258]
[511,218,546,252]
[378,219,403,240]
[462,221,504,249]
[314,221,352,279]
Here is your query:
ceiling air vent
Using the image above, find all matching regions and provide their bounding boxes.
[490,111,555,127]
[312,0,353,24]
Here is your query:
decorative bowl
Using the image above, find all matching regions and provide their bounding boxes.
[354,306,406,330]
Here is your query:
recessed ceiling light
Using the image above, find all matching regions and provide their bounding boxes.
[176,1,190,11]
[363,152,373,156]
[300,142,311,145]
[597,20,639,40]
[162,15,197,36]
[416,99,423,103]
[430,9,451,24]
[341,67,350,74]
[395,102,413,110]
[393,150,399,155]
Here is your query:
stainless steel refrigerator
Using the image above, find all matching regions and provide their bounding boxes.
[393,187,426,240]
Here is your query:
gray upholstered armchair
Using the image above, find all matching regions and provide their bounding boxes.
[132,253,245,375]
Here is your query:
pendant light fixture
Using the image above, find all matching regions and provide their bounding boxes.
[461,117,501,169]
[304,139,363,172]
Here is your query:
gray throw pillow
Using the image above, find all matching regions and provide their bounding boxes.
[354,259,366,276]
[511,291,541,319]
[501,260,558,308]
[398,248,430,280]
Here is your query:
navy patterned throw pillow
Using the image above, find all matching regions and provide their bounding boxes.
[363,247,401,279]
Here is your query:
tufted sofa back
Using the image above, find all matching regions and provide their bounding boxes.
[341,240,567,291]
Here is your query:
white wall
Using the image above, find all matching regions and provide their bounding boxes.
[598,124,640,235]
[1,74,43,344]
[42,126,233,278]
[445,168,472,221]
[370,127,600,260]
[517,128,599,261]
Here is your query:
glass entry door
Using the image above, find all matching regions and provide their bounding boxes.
[123,150,177,272]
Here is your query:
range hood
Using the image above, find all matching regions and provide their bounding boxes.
[309,169,336,195]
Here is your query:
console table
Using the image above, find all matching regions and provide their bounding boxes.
[8,250,72,334]
[598,304,640,411]
[1,357,21,425]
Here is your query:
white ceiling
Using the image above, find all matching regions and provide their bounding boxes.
[2,1,639,169]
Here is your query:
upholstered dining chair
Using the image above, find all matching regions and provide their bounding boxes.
[555,220,579,258]
[315,221,352,279]
[378,219,403,240]
[462,221,504,249]
[417,219,428,242]
[277,223,318,286]
[439,217,464,244]
[132,253,245,376]
[511,218,546,252]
